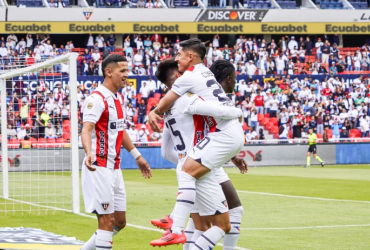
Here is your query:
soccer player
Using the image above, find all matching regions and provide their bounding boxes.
[306,127,325,168]
[80,54,151,250]
[149,39,246,249]
[150,59,246,250]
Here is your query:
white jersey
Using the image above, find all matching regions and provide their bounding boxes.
[163,92,242,160]
[82,85,125,169]
[171,63,239,131]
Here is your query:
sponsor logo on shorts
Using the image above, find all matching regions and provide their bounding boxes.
[101,203,110,210]
[234,226,240,231]
[221,200,228,208]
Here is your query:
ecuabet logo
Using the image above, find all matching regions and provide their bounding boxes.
[207,11,257,21]
[83,8,93,20]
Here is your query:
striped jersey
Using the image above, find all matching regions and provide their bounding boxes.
[83,85,125,169]
[171,63,239,131]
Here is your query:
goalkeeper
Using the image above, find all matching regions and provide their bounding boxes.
[306,128,325,168]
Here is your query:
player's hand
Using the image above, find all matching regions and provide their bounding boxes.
[148,110,163,132]
[136,156,152,179]
[85,153,96,172]
[231,156,248,174]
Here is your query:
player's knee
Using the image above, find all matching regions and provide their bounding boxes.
[115,218,126,230]
[100,214,115,228]
[219,222,231,234]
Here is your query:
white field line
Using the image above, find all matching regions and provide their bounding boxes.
[236,190,370,204]
[2,199,251,250]
[241,224,370,230]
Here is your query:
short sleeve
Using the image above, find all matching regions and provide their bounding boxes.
[171,73,194,97]
[82,94,105,124]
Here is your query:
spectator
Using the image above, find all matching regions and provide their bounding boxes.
[150,131,162,141]
[138,100,147,124]
[7,125,17,139]
[360,114,369,137]
[250,108,258,129]
[126,124,139,142]
[137,0,145,8]
[154,0,162,7]
[139,82,150,104]
[146,0,154,8]
[331,120,340,142]
[95,34,104,52]
[279,124,289,143]
[45,123,58,139]
[55,123,63,138]
[246,60,257,76]
[17,125,27,140]
[254,91,264,114]
[92,49,101,62]
[19,101,29,125]
[232,0,238,8]
[258,128,265,142]
[138,124,149,142]
[340,126,349,142]
[102,43,111,59]
[246,126,257,143]
[330,62,337,75]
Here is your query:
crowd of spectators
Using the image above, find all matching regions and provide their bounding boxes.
[2,33,370,147]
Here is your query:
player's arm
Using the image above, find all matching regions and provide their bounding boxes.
[184,95,242,120]
[161,128,178,164]
[81,122,95,171]
[121,130,152,178]
[148,90,179,132]
[81,95,105,172]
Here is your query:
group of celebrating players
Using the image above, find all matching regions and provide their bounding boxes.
[80,38,248,250]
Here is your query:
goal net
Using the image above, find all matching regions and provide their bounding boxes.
[0,53,80,214]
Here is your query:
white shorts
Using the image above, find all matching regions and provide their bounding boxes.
[214,167,230,184]
[176,158,228,216]
[189,123,244,171]
[82,160,126,215]
[195,171,228,216]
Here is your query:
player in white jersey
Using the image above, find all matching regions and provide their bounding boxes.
[150,59,246,250]
[149,39,247,249]
[80,55,151,250]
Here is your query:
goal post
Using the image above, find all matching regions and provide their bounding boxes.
[0,53,80,214]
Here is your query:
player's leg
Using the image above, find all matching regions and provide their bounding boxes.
[81,166,115,250]
[220,180,244,250]
[313,151,325,167]
[187,213,211,250]
[306,150,311,168]
[191,173,231,250]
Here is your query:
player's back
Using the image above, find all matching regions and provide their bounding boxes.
[171,63,238,131]
[164,93,205,159]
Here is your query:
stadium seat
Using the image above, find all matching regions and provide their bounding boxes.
[8,138,20,149]
[260,118,269,127]
[243,122,248,131]
[265,122,274,131]
[63,124,70,133]
[63,133,70,140]
[37,138,47,148]
[264,113,270,118]
[269,117,278,126]
[270,126,279,135]
[257,113,264,122]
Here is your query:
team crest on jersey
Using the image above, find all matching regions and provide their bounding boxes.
[101,203,109,210]
[83,8,93,20]
[87,102,93,109]
[221,200,228,208]
[187,92,194,97]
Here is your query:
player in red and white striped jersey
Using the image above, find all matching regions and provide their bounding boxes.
[80,54,151,250]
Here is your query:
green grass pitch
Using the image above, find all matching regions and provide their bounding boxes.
[1,165,370,250]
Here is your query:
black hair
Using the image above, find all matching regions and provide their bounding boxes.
[209,60,235,84]
[102,54,127,78]
[155,59,178,84]
[179,38,206,60]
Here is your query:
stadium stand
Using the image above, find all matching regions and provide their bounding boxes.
[1,33,370,146]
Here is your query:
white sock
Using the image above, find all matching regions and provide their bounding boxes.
[183,218,195,250]
[189,229,204,250]
[171,171,196,235]
[191,226,225,250]
[81,231,97,250]
[95,229,113,250]
[169,210,175,220]
[81,226,120,250]
[223,206,244,250]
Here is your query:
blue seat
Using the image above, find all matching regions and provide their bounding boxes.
[17,0,26,6]
[255,3,262,7]
[247,3,255,8]
[262,2,271,7]
[249,1,257,4]
[320,2,328,8]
